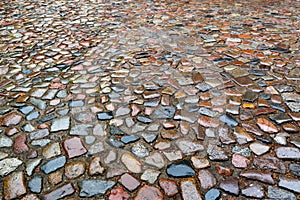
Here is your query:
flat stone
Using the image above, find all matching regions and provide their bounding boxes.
[65,161,85,179]
[97,112,114,120]
[207,144,228,161]
[141,169,160,184]
[44,183,75,200]
[198,116,219,128]
[88,157,105,176]
[121,135,140,144]
[253,154,286,174]
[0,158,22,176]
[48,171,62,186]
[198,169,216,189]
[215,164,233,176]
[181,179,202,200]
[205,188,220,200]
[152,106,176,119]
[286,102,300,112]
[41,156,66,174]
[119,173,140,191]
[176,140,204,155]
[50,116,70,132]
[121,153,142,173]
[159,178,178,197]
[42,142,61,159]
[289,164,300,176]
[0,136,13,147]
[240,170,274,184]
[132,143,150,158]
[63,137,87,158]
[278,176,300,193]
[0,112,22,127]
[108,187,130,200]
[30,129,50,140]
[219,177,239,195]
[26,158,42,176]
[256,117,278,133]
[4,172,26,200]
[241,184,264,199]
[78,180,116,197]
[232,153,250,168]
[28,176,42,193]
[134,185,163,200]
[243,91,258,102]
[30,98,47,110]
[249,142,270,155]
[267,186,296,200]
[13,134,29,154]
[269,113,292,124]
[275,147,300,160]
[166,160,195,178]
[145,152,165,169]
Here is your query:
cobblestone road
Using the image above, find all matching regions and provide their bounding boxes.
[0,0,300,199]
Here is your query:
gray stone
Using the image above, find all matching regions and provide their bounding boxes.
[275,147,300,160]
[78,180,116,197]
[26,158,42,176]
[278,176,300,193]
[28,176,42,193]
[0,136,13,147]
[0,158,22,176]
[41,156,66,174]
[70,124,93,136]
[50,116,70,132]
[153,106,176,119]
[267,186,296,200]
[30,98,47,110]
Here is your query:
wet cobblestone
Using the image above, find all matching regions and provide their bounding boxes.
[0,0,300,199]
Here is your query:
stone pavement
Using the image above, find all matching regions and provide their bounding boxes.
[0,0,300,199]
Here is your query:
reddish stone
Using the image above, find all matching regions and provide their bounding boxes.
[256,118,278,133]
[232,153,250,168]
[282,123,299,133]
[159,178,178,197]
[108,187,130,200]
[161,129,181,140]
[215,164,233,176]
[198,116,219,128]
[255,108,276,116]
[118,173,140,191]
[4,172,26,200]
[13,134,29,154]
[131,104,142,116]
[0,112,23,127]
[134,185,163,200]
[63,137,87,158]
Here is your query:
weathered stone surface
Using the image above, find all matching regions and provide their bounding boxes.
[4,172,26,200]
[159,178,178,197]
[50,116,70,132]
[275,147,300,160]
[240,170,274,184]
[198,169,216,189]
[119,173,140,191]
[63,137,87,158]
[166,160,195,178]
[267,186,296,200]
[78,180,116,197]
[44,183,75,200]
[65,161,85,179]
[241,184,264,199]
[181,179,202,200]
[0,112,23,127]
[0,158,22,177]
[41,156,66,174]
[219,177,239,195]
[121,153,142,173]
[278,177,300,193]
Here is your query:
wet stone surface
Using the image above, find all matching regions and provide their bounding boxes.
[0,0,300,199]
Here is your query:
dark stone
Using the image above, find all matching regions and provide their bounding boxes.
[97,112,114,120]
[270,102,285,112]
[269,113,292,124]
[166,160,195,178]
[121,135,140,144]
[37,114,56,124]
[289,164,300,177]
[78,180,116,197]
[109,125,125,135]
[28,176,42,193]
[41,156,66,174]
[205,188,220,200]
[243,91,258,102]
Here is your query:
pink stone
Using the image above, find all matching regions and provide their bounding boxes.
[0,112,23,127]
[13,134,29,154]
[232,153,250,168]
[108,187,130,200]
[134,185,163,200]
[118,173,140,191]
[63,137,87,158]
[159,178,178,197]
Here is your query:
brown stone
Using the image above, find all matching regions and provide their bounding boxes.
[255,108,276,116]
[4,172,26,200]
[161,129,181,140]
[65,161,85,179]
[233,76,253,86]
[13,134,29,154]
[256,118,279,133]
[134,185,163,200]
[282,123,299,133]
[159,178,178,197]
[119,173,140,191]
[131,104,142,116]
[0,112,23,127]
[198,116,219,128]
[63,137,87,158]
[48,171,62,185]
[215,164,233,176]
[192,72,204,84]
[5,127,19,136]
[88,157,105,176]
